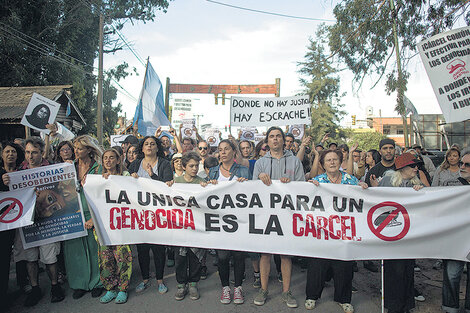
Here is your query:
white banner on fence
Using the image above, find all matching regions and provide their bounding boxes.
[230,95,311,127]
[418,26,470,123]
[8,163,87,248]
[0,189,36,232]
[84,176,470,261]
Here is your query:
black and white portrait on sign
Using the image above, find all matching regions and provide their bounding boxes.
[21,93,60,134]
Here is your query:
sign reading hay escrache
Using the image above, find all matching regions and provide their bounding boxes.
[418,26,470,123]
[230,95,311,127]
[85,176,470,262]
[8,163,87,249]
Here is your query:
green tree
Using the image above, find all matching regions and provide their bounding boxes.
[298,25,346,143]
[0,0,170,135]
[328,0,470,145]
[349,131,387,151]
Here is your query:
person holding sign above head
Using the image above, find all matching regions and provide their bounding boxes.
[98,149,133,304]
[128,136,172,295]
[306,149,368,312]
[206,140,251,305]
[166,152,209,301]
[378,153,424,313]
[252,126,305,308]
[64,135,103,300]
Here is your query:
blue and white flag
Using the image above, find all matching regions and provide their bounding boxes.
[66,100,71,117]
[133,61,170,136]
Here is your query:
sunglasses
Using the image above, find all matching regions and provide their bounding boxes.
[459,161,470,168]
[261,146,269,151]
[198,147,208,150]
[408,164,418,169]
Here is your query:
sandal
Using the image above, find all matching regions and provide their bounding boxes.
[100,291,117,304]
[339,303,354,313]
[305,299,316,310]
[115,291,128,304]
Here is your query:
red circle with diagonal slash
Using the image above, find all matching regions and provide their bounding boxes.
[367,201,410,241]
[0,197,23,223]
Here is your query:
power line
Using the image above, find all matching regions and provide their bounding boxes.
[110,23,146,67]
[205,0,336,22]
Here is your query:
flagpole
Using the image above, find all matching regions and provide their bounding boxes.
[381,260,384,313]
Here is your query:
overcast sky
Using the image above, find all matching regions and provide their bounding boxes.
[104,0,445,129]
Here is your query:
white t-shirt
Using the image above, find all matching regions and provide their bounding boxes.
[218,168,238,181]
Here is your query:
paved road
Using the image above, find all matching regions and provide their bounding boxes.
[5,252,449,313]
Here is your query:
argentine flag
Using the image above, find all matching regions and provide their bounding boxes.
[133,61,170,136]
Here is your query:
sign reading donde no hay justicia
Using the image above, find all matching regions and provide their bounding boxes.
[84,176,470,261]
[230,95,311,127]
[418,26,470,123]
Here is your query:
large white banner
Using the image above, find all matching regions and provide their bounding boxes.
[9,163,87,248]
[84,176,470,261]
[230,95,311,127]
[418,26,470,123]
[0,189,36,231]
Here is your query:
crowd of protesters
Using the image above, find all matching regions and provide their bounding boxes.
[0,122,469,313]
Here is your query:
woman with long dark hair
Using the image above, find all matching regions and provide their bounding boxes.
[54,141,75,163]
[0,142,25,307]
[128,136,173,295]
[25,104,51,129]
[98,149,133,304]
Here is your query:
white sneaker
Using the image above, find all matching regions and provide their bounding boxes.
[233,286,244,304]
[220,286,230,304]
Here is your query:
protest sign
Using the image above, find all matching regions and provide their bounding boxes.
[240,127,257,141]
[204,128,220,147]
[84,176,470,261]
[254,134,265,145]
[21,93,61,134]
[288,124,305,139]
[418,26,470,123]
[110,134,129,146]
[0,189,36,231]
[8,163,87,249]
[180,118,196,140]
[230,95,311,127]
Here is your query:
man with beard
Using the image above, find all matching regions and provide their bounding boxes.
[365,138,396,187]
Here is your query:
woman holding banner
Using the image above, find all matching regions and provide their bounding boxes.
[432,147,461,187]
[207,139,251,305]
[379,152,424,313]
[128,136,173,295]
[98,149,133,304]
[64,135,103,299]
[307,149,368,312]
[0,142,25,307]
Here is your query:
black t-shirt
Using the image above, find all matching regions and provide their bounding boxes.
[365,162,396,186]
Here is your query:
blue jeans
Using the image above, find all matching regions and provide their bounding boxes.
[442,260,470,313]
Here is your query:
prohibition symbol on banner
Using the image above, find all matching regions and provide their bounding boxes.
[367,201,410,241]
[0,197,24,224]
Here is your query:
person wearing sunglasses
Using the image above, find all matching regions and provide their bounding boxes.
[197,141,210,178]
[378,152,424,313]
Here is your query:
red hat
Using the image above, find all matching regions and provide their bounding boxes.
[395,152,422,170]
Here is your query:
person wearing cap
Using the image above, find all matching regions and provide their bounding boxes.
[378,152,424,313]
[120,135,139,157]
[328,142,338,150]
[171,153,184,177]
[365,138,396,187]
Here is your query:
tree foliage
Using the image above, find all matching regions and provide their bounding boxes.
[0,0,170,136]
[349,131,387,151]
[328,0,470,111]
[298,25,346,143]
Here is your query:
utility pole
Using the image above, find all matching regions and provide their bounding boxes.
[97,12,104,145]
[390,0,409,147]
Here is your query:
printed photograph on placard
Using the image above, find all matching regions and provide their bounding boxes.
[20,93,61,134]
[8,163,87,249]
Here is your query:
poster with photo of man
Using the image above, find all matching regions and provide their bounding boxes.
[21,93,61,134]
[8,163,87,249]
